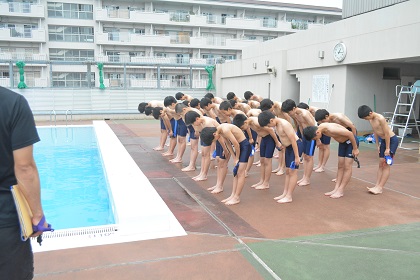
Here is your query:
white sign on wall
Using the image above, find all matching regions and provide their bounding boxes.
[312,74,329,103]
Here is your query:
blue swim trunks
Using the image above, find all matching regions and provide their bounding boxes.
[160,118,166,130]
[285,139,303,169]
[188,125,197,140]
[378,135,398,158]
[177,118,187,137]
[238,138,252,163]
[215,140,226,159]
[302,137,316,156]
[170,118,177,138]
[260,134,275,158]
[338,134,359,158]
[320,134,331,145]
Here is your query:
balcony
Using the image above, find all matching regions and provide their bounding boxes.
[96,8,170,24]
[0,2,45,18]
[0,28,46,42]
[96,56,208,66]
[96,32,170,46]
[0,52,48,61]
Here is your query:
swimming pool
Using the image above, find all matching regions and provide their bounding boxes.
[33,121,186,252]
[35,126,115,230]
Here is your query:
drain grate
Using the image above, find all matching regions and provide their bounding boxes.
[41,225,118,239]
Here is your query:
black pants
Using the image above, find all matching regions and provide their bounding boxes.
[0,226,34,280]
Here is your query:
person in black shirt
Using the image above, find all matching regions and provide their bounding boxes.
[0,86,50,279]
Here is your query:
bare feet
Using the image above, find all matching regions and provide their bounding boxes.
[182,166,196,172]
[193,176,207,181]
[153,146,164,151]
[275,170,285,176]
[277,197,292,203]
[255,184,269,190]
[245,172,249,178]
[314,168,325,173]
[221,196,234,203]
[297,180,310,186]
[272,167,280,173]
[162,152,173,156]
[324,190,336,196]
[253,160,260,165]
[211,187,223,194]
[225,197,240,205]
[274,194,285,200]
[367,186,383,195]
[169,158,182,163]
[313,166,321,171]
[330,192,343,198]
[332,178,337,182]
[207,186,216,191]
[251,182,262,188]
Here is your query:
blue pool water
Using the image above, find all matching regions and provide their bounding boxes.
[34,126,115,230]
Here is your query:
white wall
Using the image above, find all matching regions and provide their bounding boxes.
[215,0,420,134]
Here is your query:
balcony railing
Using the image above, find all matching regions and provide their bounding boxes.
[0,2,45,18]
[95,8,313,32]
[0,28,46,42]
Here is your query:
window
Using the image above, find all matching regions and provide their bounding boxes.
[49,25,94,42]
[52,72,94,88]
[263,36,276,42]
[383,68,401,80]
[47,2,93,19]
[50,49,94,61]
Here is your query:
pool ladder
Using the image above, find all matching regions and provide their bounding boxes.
[49,110,73,126]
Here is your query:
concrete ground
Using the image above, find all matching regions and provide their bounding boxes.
[34,119,420,280]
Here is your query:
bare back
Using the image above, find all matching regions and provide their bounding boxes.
[319,123,354,143]
[294,108,316,128]
[248,117,270,137]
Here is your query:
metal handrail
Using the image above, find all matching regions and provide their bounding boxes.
[65,110,73,126]
[49,110,56,125]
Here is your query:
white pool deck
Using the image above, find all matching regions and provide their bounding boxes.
[33,121,186,252]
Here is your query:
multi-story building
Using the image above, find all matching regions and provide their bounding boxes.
[0,0,341,91]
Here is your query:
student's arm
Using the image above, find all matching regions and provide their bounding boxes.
[380,117,391,156]
[338,115,357,136]
[206,109,217,120]
[224,132,240,164]
[346,130,359,157]
[266,126,281,148]
[285,125,300,166]
[246,127,254,144]
[371,121,380,153]
[162,114,172,136]
[217,136,231,159]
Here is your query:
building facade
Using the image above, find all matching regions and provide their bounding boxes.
[216,0,420,132]
[0,0,341,91]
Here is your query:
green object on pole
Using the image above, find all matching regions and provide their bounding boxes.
[97,62,105,90]
[16,61,27,89]
[205,65,215,91]
[374,94,376,112]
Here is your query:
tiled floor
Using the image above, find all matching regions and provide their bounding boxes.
[34,120,420,280]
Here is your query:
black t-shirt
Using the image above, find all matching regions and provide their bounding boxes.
[0,86,40,228]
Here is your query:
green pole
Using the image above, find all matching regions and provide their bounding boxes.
[97,63,105,90]
[205,65,215,91]
[16,61,27,89]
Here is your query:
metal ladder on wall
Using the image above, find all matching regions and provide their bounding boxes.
[390,80,420,149]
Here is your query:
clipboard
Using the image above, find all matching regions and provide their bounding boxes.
[10,185,34,241]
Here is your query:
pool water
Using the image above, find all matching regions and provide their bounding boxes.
[34,126,115,230]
